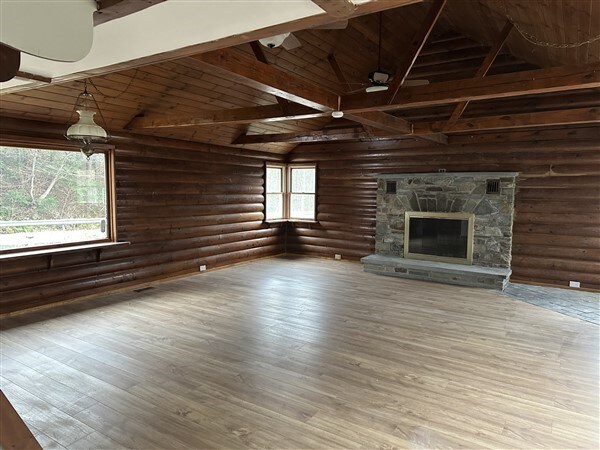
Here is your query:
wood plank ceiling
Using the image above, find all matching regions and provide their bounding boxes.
[0,0,598,154]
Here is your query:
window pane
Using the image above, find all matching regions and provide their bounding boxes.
[266,193,284,220]
[266,167,282,193]
[291,168,315,193]
[290,194,315,220]
[0,147,108,251]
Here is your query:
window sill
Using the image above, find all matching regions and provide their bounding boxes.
[0,241,130,261]
[265,219,318,224]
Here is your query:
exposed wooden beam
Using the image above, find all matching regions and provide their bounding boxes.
[126,104,329,130]
[231,107,600,144]
[444,20,513,131]
[234,127,369,145]
[345,111,413,134]
[327,53,352,93]
[311,0,356,18]
[342,62,600,112]
[94,0,166,26]
[15,71,52,84]
[129,63,600,132]
[249,41,291,113]
[386,0,447,104]
[419,107,600,134]
[191,48,338,111]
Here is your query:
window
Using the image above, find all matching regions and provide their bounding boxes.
[265,164,285,221]
[0,146,115,252]
[265,163,316,221]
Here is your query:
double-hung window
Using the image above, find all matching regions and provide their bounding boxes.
[0,145,116,253]
[265,163,316,221]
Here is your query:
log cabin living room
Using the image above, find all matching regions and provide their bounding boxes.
[0,0,598,448]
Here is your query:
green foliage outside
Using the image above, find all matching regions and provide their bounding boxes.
[0,146,107,234]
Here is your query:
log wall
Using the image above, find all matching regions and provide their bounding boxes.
[0,122,286,314]
[287,127,600,290]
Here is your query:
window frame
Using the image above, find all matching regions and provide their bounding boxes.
[287,164,317,221]
[265,163,286,222]
[264,162,317,223]
[0,144,118,256]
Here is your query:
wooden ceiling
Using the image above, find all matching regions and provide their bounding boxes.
[0,0,598,154]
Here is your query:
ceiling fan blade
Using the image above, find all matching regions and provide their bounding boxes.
[0,0,95,62]
[404,79,430,87]
[313,20,349,30]
[282,33,302,51]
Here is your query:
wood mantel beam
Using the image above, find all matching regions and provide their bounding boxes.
[386,0,447,104]
[191,48,339,111]
[444,20,513,130]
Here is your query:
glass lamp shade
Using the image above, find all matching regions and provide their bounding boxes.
[66,109,108,143]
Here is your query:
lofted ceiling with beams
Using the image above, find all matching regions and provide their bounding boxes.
[0,0,598,154]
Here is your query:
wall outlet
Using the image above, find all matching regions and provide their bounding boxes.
[334,254,342,260]
[569,281,580,288]
[199,265,207,272]
[438,168,446,173]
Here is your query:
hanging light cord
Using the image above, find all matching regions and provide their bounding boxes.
[377,12,383,71]
[500,0,600,48]
[88,68,139,99]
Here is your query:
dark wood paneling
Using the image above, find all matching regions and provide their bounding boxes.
[0,131,285,314]
[287,127,600,290]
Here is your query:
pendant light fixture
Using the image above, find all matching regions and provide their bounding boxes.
[65,80,109,158]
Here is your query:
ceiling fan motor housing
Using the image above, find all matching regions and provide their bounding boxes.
[368,70,391,86]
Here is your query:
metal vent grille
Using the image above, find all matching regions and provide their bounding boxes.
[486,179,500,194]
[386,181,397,194]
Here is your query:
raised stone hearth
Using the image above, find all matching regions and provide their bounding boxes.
[363,172,518,290]
[362,254,511,290]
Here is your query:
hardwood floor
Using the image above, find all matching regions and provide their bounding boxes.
[1,255,598,449]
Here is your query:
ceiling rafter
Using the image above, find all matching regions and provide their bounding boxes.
[191,48,339,111]
[385,0,447,104]
[444,20,514,131]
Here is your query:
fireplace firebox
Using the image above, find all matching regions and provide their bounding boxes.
[404,212,474,265]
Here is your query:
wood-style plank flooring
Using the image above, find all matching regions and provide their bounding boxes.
[1,255,598,449]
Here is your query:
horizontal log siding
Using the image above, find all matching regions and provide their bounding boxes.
[0,142,285,314]
[287,129,600,290]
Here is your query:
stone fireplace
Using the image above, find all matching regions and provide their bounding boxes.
[361,172,518,290]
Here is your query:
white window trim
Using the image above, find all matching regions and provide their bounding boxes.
[265,163,317,223]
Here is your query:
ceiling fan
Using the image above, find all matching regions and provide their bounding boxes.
[0,0,96,81]
[258,20,349,51]
[349,12,429,94]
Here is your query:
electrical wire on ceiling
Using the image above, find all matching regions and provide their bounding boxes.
[87,68,139,99]
[500,0,600,48]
